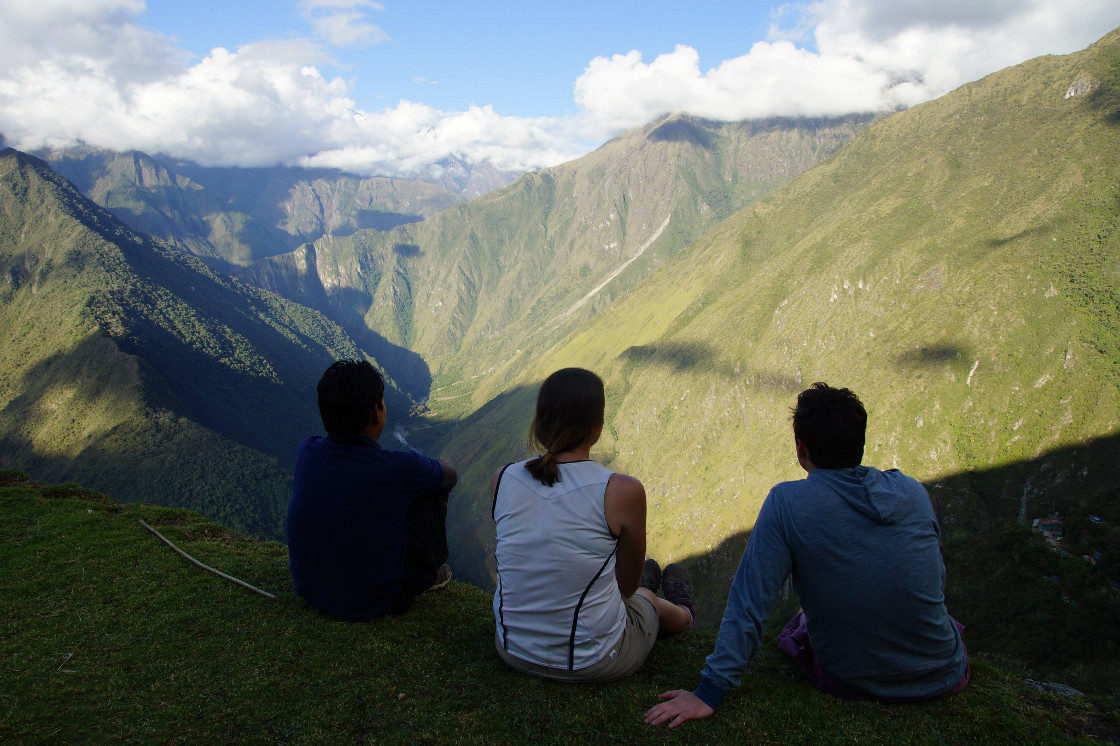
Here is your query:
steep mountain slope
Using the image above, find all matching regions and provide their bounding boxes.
[44,149,463,266]
[425,28,1120,685]
[0,148,397,536]
[241,115,873,406]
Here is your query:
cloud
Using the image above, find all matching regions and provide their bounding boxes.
[573,0,1120,131]
[300,0,387,48]
[574,42,895,131]
[0,0,1117,177]
[0,2,579,173]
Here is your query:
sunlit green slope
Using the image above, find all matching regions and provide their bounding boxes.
[0,148,390,536]
[429,30,1120,594]
[243,115,872,406]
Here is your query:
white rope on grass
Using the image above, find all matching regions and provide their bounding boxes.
[138,519,278,600]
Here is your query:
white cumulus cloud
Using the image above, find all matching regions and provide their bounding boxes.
[573,0,1120,131]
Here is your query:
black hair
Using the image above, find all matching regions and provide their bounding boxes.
[317,360,385,436]
[791,382,867,469]
[525,368,605,486]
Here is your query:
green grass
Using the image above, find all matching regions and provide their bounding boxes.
[0,480,1109,744]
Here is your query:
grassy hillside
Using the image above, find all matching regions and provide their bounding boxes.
[44,149,463,266]
[1,475,1108,744]
[415,28,1120,706]
[0,148,403,537]
[241,115,872,406]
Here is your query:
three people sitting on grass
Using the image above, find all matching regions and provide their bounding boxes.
[286,362,968,719]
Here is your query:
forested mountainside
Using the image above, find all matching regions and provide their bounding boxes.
[0,149,401,537]
[237,114,873,409]
[421,30,1120,704]
[43,148,464,266]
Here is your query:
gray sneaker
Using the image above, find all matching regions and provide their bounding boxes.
[427,564,452,592]
[662,563,696,627]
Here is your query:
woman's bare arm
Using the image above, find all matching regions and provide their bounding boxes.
[604,473,647,597]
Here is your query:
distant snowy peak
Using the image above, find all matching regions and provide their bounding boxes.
[420,155,523,198]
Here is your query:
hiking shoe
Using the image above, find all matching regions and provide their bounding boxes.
[640,559,662,593]
[427,564,452,592]
[662,563,696,628]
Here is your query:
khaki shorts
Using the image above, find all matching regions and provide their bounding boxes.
[496,594,660,683]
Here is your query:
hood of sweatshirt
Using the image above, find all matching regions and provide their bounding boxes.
[806,466,925,525]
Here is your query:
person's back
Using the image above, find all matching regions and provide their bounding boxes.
[287,360,455,621]
[645,382,969,728]
[491,367,696,683]
[288,433,444,619]
[494,458,624,669]
[766,465,963,698]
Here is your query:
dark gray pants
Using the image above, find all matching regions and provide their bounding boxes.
[390,486,450,614]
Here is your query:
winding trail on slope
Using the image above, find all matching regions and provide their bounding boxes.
[546,213,671,328]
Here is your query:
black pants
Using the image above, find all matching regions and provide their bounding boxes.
[390,486,450,614]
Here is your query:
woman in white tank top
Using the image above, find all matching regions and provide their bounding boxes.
[490,368,695,682]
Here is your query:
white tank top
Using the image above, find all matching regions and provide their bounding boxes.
[492,458,626,670]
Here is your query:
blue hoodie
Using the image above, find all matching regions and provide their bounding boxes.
[693,466,967,707]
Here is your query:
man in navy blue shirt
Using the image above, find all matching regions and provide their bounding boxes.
[287,360,457,620]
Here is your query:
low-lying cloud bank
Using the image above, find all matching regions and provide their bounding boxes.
[0,0,1116,176]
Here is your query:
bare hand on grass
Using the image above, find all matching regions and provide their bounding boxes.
[643,690,714,728]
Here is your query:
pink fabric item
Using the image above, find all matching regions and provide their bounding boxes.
[777,611,970,701]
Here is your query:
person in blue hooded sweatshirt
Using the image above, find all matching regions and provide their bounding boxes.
[645,383,969,728]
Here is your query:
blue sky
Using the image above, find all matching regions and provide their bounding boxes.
[139,1,787,118]
[1,0,1118,175]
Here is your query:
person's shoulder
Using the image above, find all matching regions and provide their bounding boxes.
[295,435,328,459]
[607,472,645,498]
[768,477,811,500]
[380,446,435,467]
[297,434,324,449]
[877,467,929,496]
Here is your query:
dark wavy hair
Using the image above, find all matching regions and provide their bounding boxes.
[791,382,867,469]
[525,368,605,486]
[317,360,385,436]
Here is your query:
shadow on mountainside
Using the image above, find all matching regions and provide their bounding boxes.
[0,336,294,538]
[619,342,802,390]
[984,224,1051,248]
[647,118,715,148]
[326,286,433,402]
[1086,49,1120,125]
[893,341,975,369]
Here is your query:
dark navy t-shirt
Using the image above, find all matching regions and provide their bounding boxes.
[286,434,444,620]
